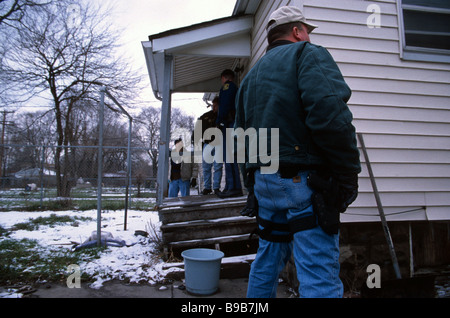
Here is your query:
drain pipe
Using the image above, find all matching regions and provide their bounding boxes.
[409,222,414,277]
[358,133,402,279]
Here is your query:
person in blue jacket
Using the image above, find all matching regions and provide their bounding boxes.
[235,6,361,298]
[216,69,242,198]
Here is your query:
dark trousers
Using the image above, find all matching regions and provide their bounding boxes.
[222,123,242,191]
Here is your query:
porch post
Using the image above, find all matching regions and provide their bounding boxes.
[157,54,173,206]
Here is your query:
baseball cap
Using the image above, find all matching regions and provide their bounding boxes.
[267,6,318,34]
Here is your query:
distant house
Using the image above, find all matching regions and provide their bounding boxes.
[12,167,57,187]
[143,0,450,224]
[14,168,56,179]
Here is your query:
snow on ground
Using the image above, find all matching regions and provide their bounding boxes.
[0,208,182,292]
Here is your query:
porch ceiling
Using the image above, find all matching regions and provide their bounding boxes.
[142,15,253,99]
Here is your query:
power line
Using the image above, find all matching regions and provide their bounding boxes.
[13,105,52,108]
[345,207,425,217]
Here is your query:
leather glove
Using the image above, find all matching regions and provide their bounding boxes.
[307,173,358,213]
[240,190,258,217]
[334,174,358,213]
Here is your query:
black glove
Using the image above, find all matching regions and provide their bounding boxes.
[311,191,340,235]
[307,173,358,235]
[307,173,340,235]
[240,190,258,217]
[190,178,197,188]
[334,174,358,213]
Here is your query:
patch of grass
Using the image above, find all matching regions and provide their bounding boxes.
[24,198,73,211]
[132,200,156,210]
[133,192,156,199]
[75,199,125,211]
[0,225,8,237]
[0,188,156,212]
[0,238,105,285]
[74,200,97,211]
[13,214,93,231]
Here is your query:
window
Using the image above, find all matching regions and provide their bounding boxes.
[399,0,450,63]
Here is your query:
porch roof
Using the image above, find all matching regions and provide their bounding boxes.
[142,15,253,100]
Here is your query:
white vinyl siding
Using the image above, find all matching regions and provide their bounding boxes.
[248,0,450,222]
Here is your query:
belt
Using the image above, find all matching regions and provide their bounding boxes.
[278,164,325,179]
[256,214,317,242]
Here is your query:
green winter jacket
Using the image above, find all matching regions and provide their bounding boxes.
[235,41,361,182]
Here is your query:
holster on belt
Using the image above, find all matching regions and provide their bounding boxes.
[307,173,340,235]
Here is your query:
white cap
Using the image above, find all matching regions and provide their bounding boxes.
[267,6,318,33]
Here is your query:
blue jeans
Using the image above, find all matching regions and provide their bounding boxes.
[168,179,190,197]
[246,170,343,298]
[202,143,223,190]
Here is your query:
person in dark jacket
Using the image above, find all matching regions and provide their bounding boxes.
[194,97,223,195]
[216,69,242,198]
[168,138,198,197]
[235,6,361,298]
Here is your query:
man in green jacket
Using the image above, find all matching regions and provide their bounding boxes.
[235,6,361,298]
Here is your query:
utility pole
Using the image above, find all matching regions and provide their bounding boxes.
[0,110,14,182]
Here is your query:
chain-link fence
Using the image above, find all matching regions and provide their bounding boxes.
[0,144,157,211]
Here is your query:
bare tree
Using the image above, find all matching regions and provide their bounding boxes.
[2,0,141,196]
[135,107,160,177]
[6,110,54,172]
[0,1,52,106]
[0,0,50,26]
[135,106,195,178]
[171,107,195,140]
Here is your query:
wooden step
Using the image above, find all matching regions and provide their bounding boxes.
[159,194,246,208]
[158,195,257,263]
[166,233,256,249]
[159,200,246,224]
[161,216,257,243]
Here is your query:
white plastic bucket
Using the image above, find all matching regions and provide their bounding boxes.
[181,248,224,295]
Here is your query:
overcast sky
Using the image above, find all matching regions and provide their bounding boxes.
[106,0,237,118]
[7,1,237,117]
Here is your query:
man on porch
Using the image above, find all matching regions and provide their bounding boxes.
[216,69,243,198]
[194,97,223,195]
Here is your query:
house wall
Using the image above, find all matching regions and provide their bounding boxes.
[246,0,450,223]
